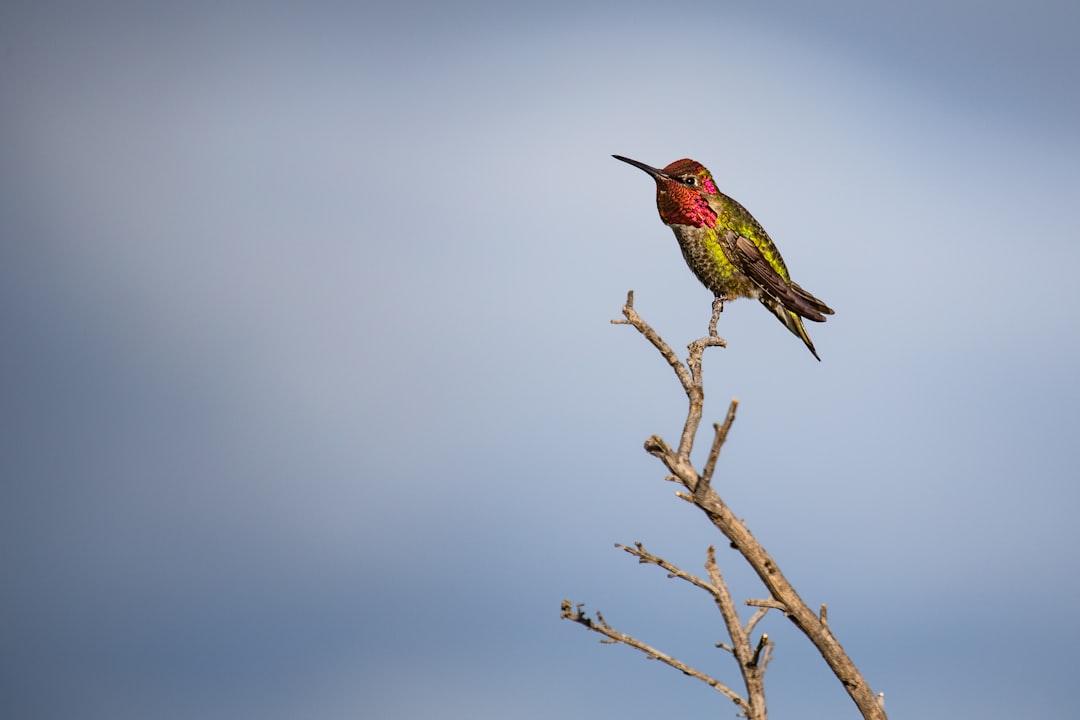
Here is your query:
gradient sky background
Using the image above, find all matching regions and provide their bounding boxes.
[3,1,1079,718]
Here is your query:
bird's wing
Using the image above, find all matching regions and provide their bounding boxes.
[728,232,834,322]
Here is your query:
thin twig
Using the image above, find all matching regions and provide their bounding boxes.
[560,600,748,713]
[705,546,767,712]
[708,297,725,337]
[616,542,715,595]
[700,399,739,489]
[612,291,694,392]
[749,634,770,668]
[682,332,727,457]
[613,291,724,460]
[614,543,768,717]
[745,606,771,637]
[746,599,789,612]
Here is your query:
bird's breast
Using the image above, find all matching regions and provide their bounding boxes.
[667,224,760,300]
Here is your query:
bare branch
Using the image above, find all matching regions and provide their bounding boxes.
[611,291,695,394]
[570,293,886,720]
[744,606,771,637]
[616,542,716,594]
[616,294,886,720]
[692,477,885,717]
[708,296,725,337]
[758,636,774,671]
[749,633,770,668]
[614,541,772,714]
[560,600,749,713]
[746,599,789,613]
[701,399,739,489]
[614,292,724,460]
[705,546,768,712]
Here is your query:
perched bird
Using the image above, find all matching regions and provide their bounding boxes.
[613,155,834,360]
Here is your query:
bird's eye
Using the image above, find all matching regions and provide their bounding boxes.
[682,176,697,186]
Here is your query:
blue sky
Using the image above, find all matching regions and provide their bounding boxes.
[3,1,1079,718]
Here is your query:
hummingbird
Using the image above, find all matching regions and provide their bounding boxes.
[613,155,834,360]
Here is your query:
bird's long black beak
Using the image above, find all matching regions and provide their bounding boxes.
[612,155,669,180]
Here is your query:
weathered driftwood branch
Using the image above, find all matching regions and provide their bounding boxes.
[562,291,885,720]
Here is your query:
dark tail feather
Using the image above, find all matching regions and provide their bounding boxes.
[788,281,835,322]
[761,296,822,360]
